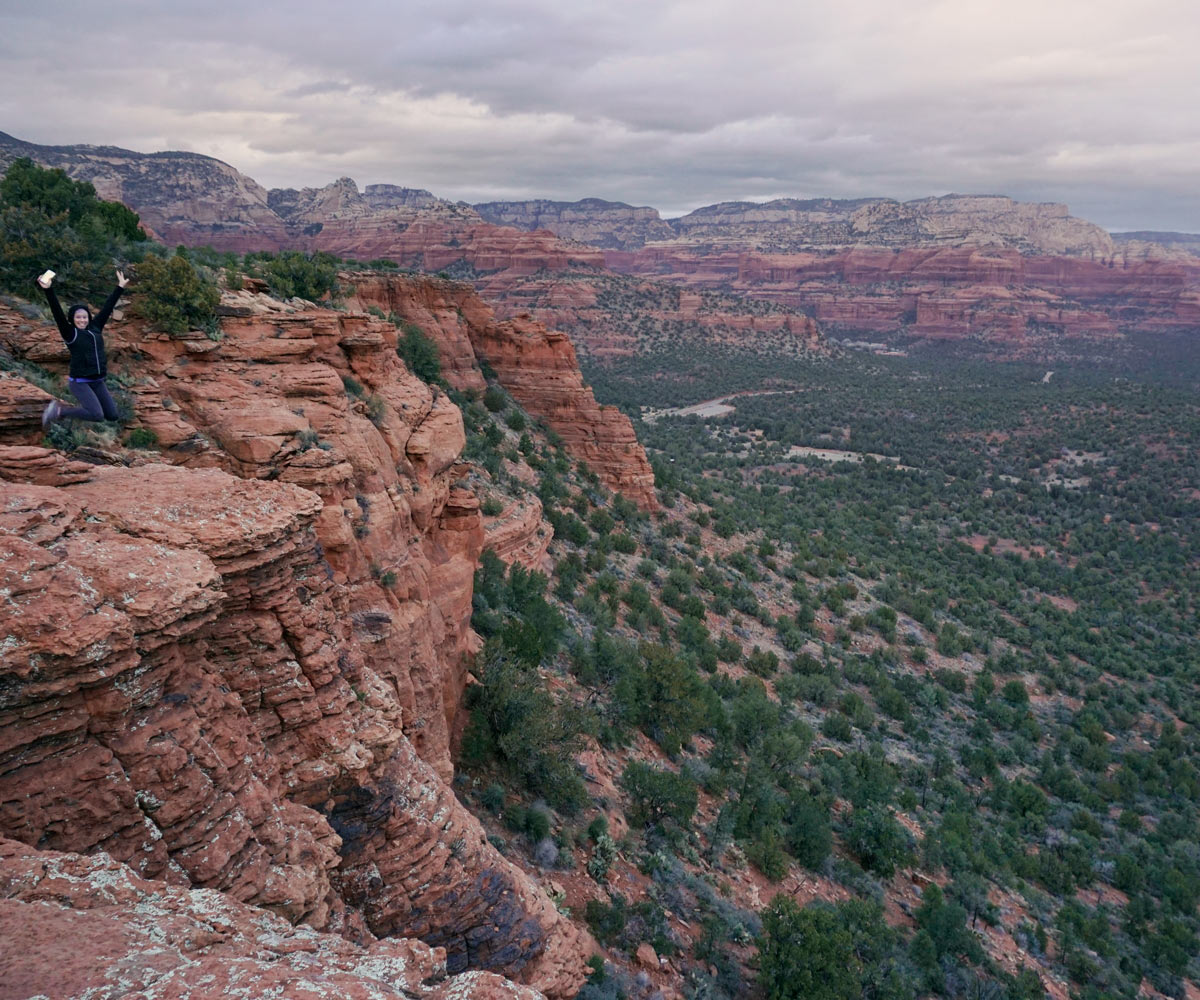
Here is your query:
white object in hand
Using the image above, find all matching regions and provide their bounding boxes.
[39,270,55,284]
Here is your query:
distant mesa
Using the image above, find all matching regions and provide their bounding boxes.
[474,197,675,249]
[480,192,1118,258]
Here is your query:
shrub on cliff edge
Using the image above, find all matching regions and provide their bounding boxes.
[262,250,340,301]
[460,638,587,813]
[396,319,443,385]
[132,253,220,335]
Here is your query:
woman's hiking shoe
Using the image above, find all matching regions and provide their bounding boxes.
[42,399,61,429]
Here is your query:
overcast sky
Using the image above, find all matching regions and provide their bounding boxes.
[3,0,1199,230]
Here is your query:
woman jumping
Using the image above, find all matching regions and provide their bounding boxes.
[37,268,130,428]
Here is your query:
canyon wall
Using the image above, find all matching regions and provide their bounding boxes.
[473,194,1121,257]
[0,286,599,997]
[602,244,1200,356]
[343,273,658,510]
[468,312,659,505]
[665,194,1116,256]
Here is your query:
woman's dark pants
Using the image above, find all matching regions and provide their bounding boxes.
[60,379,119,421]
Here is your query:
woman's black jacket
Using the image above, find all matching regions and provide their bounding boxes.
[42,284,123,380]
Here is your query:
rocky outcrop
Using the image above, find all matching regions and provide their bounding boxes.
[0,837,544,1000]
[0,372,52,438]
[340,273,490,392]
[0,288,594,995]
[343,273,658,510]
[470,313,658,508]
[483,494,553,571]
[3,291,483,779]
[0,462,587,995]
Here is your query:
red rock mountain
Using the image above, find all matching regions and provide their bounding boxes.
[0,270,666,997]
[0,132,603,275]
[5,130,1197,360]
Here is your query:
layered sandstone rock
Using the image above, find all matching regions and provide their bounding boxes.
[603,244,1200,356]
[483,494,553,572]
[0,292,594,995]
[0,372,52,439]
[0,837,544,1000]
[343,273,659,510]
[0,465,588,995]
[0,444,93,486]
[469,314,658,508]
[2,291,482,779]
[341,273,490,392]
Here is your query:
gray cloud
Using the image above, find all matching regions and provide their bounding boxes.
[2,0,1199,229]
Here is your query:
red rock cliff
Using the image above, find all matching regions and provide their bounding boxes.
[0,291,591,996]
[345,273,659,510]
[468,313,659,508]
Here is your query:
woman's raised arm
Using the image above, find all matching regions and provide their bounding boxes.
[93,270,130,331]
[36,270,71,340]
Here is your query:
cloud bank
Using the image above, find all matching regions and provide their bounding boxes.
[2,0,1198,229]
